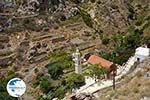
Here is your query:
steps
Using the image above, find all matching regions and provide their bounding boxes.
[116,56,136,79]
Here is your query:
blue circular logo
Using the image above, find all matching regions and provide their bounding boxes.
[6,78,26,97]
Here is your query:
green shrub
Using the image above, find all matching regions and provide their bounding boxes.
[80,10,93,28]
[135,19,143,26]
[47,62,63,80]
[100,27,143,65]
[88,64,108,79]
[48,87,66,99]
[39,76,51,93]
[53,87,66,99]
[2,71,16,86]
[102,38,110,45]
[61,73,85,90]
[49,51,73,70]
[141,35,150,47]
[124,33,140,48]
[0,71,17,100]
[0,93,17,100]
[128,7,135,20]
[0,81,5,92]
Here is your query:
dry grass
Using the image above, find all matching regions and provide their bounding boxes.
[98,70,150,100]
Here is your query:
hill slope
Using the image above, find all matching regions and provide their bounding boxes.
[97,58,150,100]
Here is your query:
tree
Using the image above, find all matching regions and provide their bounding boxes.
[59,55,73,69]
[0,81,4,92]
[47,62,63,80]
[0,71,17,100]
[0,93,17,100]
[52,87,66,99]
[112,33,124,47]
[46,86,66,99]
[0,71,16,88]
[49,50,73,69]
[61,73,85,90]
[39,76,51,93]
[88,64,108,80]
[124,32,140,48]
[141,35,150,47]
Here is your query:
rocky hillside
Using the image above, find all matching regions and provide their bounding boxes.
[96,58,150,100]
[83,0,150,34]
[0,0,150,100]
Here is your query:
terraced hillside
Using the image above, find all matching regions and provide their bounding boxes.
[0,0,150,100]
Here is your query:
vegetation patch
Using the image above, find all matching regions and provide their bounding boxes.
[80,10,93,28]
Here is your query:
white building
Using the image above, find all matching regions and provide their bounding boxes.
[72,48,82,74]
[135,47,150,62]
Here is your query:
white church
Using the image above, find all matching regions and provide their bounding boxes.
[135,46,150,62]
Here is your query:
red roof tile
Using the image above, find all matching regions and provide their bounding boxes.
[87,55,114,69]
